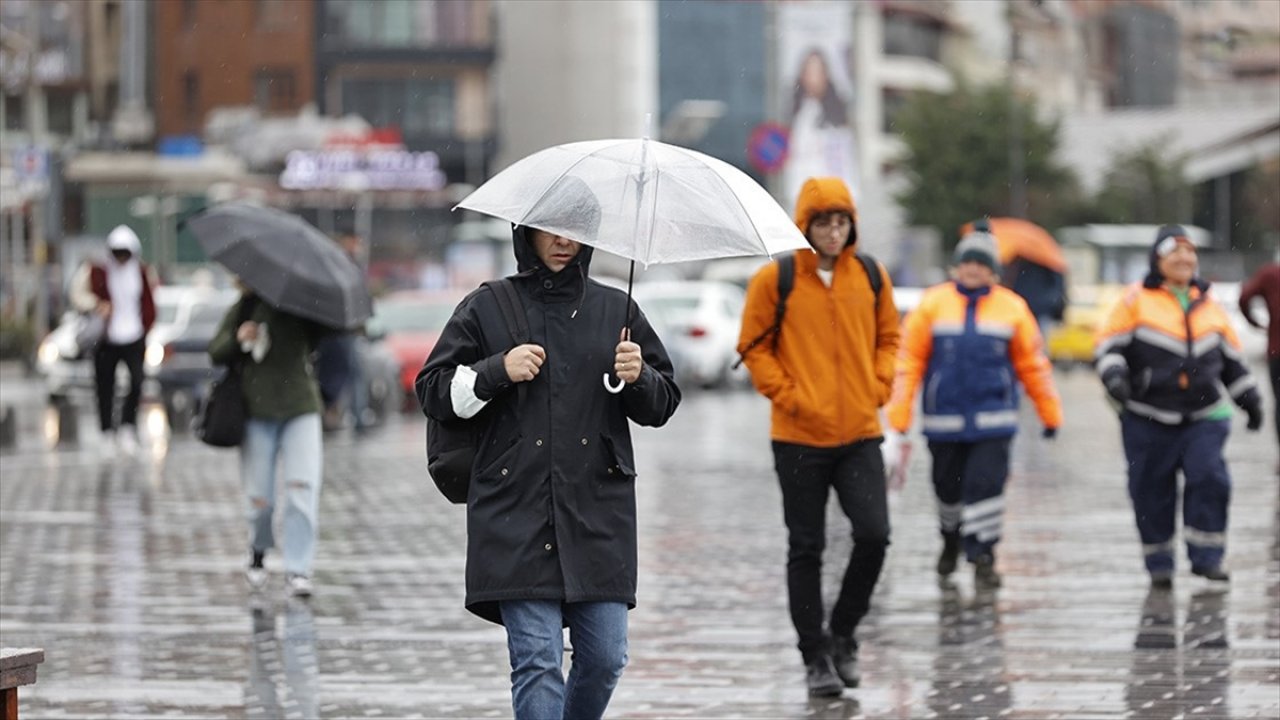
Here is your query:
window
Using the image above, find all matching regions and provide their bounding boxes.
[340,77,455,137]
[4,94,24,131]
[254,69,297,112]
[46,89,74,135]
[325,0,477,48]
[883,12,943,62]
[183,71,201,130]
[255,0,293,30]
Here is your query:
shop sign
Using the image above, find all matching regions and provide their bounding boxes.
[279,149,446,191]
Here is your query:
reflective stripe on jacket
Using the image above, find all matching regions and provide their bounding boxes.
[1095,281,1258,425]
[887,282,1062,441]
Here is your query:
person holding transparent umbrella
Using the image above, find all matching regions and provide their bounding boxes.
[418,177,680,719]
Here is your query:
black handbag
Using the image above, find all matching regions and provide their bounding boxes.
[196,297,258,448]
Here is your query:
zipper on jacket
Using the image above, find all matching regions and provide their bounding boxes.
[1178,290,1207,393]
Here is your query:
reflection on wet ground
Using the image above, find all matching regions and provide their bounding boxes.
[0,370,1277,718]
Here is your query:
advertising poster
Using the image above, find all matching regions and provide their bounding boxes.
[777,1,860,210]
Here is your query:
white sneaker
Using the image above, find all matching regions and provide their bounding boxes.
[117,427,139,457]
[98,432,117,460]
[286,574,313,598]
[246,566,268,590]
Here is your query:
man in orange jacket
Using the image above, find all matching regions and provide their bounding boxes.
[886,229,1062,590]
[738,177,900,697]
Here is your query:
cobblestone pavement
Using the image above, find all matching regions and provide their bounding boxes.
[1,368,1277,719]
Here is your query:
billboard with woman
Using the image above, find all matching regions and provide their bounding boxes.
[778,2,859,209]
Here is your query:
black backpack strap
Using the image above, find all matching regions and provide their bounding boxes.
[485,278,529,345]
[772,253,795,350]
[482,278,529,404]
[733,253,794,369]
[855,253,883,311]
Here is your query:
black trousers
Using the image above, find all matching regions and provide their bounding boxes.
[772,439,890,663]
[93,339,145,432]
[1270,357,1279,450]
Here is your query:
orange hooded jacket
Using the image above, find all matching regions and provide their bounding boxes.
[737,178,901,447]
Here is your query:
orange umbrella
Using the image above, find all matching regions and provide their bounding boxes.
[959,217,1068,273]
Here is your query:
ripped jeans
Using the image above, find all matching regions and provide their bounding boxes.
[241,413,323,576]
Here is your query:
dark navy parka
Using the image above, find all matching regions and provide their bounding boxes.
[416,226,681,624]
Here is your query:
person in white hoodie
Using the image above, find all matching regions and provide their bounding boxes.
[69,225,158,454]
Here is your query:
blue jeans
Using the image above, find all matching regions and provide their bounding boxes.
[500,600,628,720]
[241,413,323,576]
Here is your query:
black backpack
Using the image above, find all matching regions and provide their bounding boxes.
[426,278,529,505]
[734,252,883,367]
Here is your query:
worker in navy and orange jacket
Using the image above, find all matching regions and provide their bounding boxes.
[886,228,1062,591]
[1094,225,1262,588]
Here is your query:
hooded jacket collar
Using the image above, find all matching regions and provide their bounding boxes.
[512,224,594,304]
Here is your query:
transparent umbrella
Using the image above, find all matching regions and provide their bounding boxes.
[455,137,809,392]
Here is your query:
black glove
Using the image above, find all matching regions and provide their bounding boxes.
[1102,370,1131,404]
[1042,427,1058,440]
[1245,402,1263,432]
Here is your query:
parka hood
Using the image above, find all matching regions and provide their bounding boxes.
[511,174,601,278]
[794,177,859,248]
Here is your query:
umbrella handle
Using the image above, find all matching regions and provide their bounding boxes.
[602,373,626,394]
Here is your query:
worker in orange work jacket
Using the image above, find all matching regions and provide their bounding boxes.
[885,228,1062,591]
[1094,225,1262,588]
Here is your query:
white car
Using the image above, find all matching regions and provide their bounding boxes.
[632,280,750,389]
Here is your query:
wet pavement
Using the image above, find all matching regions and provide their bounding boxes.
[1,366,1277,719]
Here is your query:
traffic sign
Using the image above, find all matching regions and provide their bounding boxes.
[747,123,789,174]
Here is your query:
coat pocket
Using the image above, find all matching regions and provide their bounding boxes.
[473,433,523,485]
[600,433,636,479]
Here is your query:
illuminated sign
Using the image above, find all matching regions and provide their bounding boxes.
[279,149,446,191]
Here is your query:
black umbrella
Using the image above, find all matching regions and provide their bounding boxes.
[185,204,372,330]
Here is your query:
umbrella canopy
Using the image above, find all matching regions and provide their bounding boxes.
[961,217,1068,273]
[455,138,810,266]
[186,204,372,330]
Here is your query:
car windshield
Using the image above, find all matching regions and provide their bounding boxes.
[155,302,180,326]
[370,300,456,335]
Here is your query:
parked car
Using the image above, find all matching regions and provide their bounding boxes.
[36,285,237,404]
[632,280,749,389]
[365,291,464,410]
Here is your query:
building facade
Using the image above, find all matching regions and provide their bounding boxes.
[153,0,316,140]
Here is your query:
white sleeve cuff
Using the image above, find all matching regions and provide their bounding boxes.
[450,364,489,419]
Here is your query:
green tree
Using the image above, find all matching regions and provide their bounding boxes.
[1092,138,1191,224]
[893,80,1079,250]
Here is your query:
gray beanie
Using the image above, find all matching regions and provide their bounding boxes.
[953,231,1001,273]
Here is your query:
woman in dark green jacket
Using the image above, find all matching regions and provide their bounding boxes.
[209,290,329,597]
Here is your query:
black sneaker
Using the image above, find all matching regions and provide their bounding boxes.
[1149,571,1174,589]
[1191,565,1230,582]
[974,556,1002,589]
[831,636,861,688]
[805,655,844,697]
[936,532,961,577]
